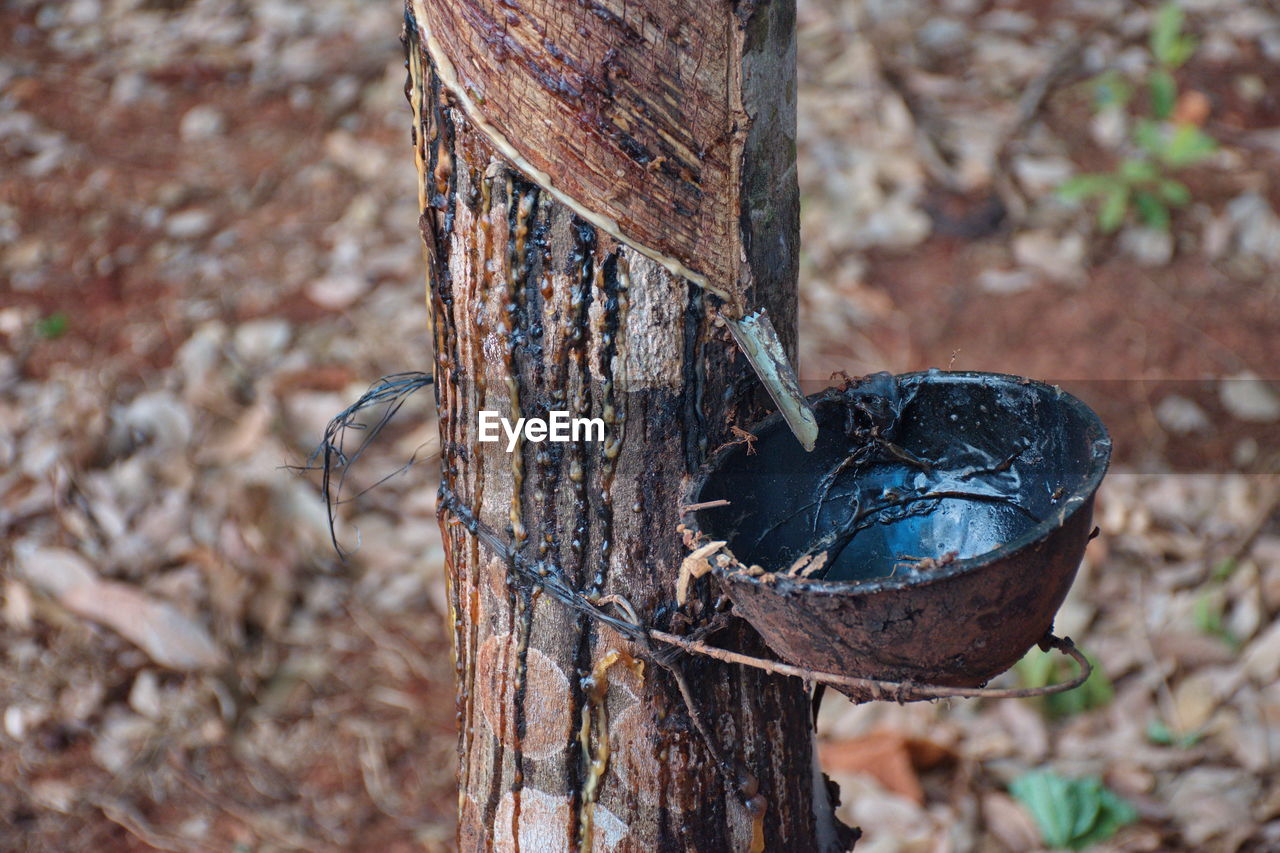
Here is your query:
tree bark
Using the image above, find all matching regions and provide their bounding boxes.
[404,1,847,849]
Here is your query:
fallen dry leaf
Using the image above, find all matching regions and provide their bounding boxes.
[820,730,953,804]
[198,399,274,465]
[13,543,95,597]
[15,542,225,671]
[1243,620,1280,683]
[61,581,225,671]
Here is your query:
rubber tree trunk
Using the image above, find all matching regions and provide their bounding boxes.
[404,1,849,849]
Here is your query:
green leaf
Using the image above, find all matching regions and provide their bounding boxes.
[1157,178,1192,206]
[1193,589,1223,635]
[1146,719,1176,745]
[35,312,69,340]
[1119,158,1158,183]
[1151,3,1188,67]
[1149,69,1177,119]
[1016,647,1113,718]
[1147,718,1205,748]
[1011,772,1138,850]
[1211,556,1238,582]
[1015,646,1058,689]
[1099,185,1130,232]
[1162,124,1217,168]
[1134,190,1171,230]
[1075,786,1140,847]
[1057,174,1115,202]
[1093,70,1133,110]
[1193,588,1240,648]
[1069,779,1104,841]
[1135,119,1167,157]
[1011,772,1076,848]
[1171,34,1198,68]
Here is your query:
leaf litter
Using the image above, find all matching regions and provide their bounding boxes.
[1,0,1279,850]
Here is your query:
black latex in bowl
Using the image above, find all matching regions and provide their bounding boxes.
[688,370,1111,699]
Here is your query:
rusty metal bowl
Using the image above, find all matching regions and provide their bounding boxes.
[687,370,1111,700]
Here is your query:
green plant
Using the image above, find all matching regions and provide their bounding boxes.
[1058,1,1217,233]
[1010,771,1138,850]
[1190,559,1241,648]
[1210,556,1237,582]
[1192,587,1239,648]
[1146,718,1205,748]
[1015,645,1113,718]
[35,311,69,339]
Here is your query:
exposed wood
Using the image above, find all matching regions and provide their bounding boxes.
[405,0,848,849]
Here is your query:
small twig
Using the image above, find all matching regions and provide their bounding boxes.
[681,499,731,514]
[879,439,934,473]
[648,629,1091,702]
[958,448,1024,481]
[890,549,959,578]
[597,593,642,628]
[1000,28,1095,149]
[714,425,759,456]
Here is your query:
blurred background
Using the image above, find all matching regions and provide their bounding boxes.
[1,0,1277,850]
